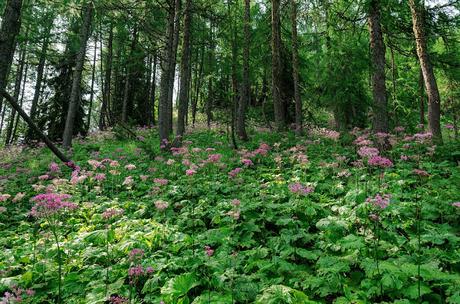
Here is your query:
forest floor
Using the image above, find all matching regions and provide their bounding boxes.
[0,126,459,304]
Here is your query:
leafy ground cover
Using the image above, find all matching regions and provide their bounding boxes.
[0,126,459,303]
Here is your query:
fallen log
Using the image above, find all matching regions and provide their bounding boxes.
[1,88,77,169]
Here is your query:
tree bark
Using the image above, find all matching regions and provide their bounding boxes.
[409,0,442,142]
[0,0,22,112]
[237,0,250,141]
[368,0,389,134]
[62,2,93,148]
[419,68,425,126]
[176,0,192,139]
[26,16,52,142]
[291,0,302,135]
[99,24,113,130]
[151,52,157,125]
[122,28,137,123]
[86,33,97,132]
[11,55,28,143]
[271,0,284,131]
[167,0,181,134]
[158,0,176,147]
[5,34,27,145]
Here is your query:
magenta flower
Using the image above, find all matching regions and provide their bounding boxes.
[154,178,169,186]
[368,156,393,168]
[154,200,169,211]
[30,193,77,218]
[129,248,145,260]
[207,154,222,163]
[204,245,214,257]
[358,146,379,158]
[452,202,460,208]
[102,208,124,220]
[445,124,454,130]
[241,158,254,166]
[231,199,241,206]
[367,193,391,209]
[288,183,314,195]
[109,295,129,304]
[49,162,60,173]
[186,169,196,176]
[228,167,242,178]
[95,173,106,181]
[128,265,144,277]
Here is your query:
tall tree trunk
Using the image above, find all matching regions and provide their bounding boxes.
[291,0,302,135]
[271,0,284,131]
[122,28,137,123]
[176,0,192,139]
[228,0,238,144]
[0,0,22,113]
[409,0,442,142]
[192,46,204,126]
[26,16,52,142]
[167,0,181,134]
[5,33,27,145]
[368,0,389,134]
[99,24,113,130]
[62,2,93,148]
[151,51,157,125]
[87,34,97,132]
[419,68,425,126]
[158,0,176,147]
[206,21,215,129]
[237,0,250,140]
[12,56,28,142]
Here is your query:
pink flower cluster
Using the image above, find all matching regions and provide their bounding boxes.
[452,202,460,208]
[413,169,429,177]
[1,286,35,304]
[204,245,214,257]
[368,156,393,168]
[109,295,129,304]
[154,178,169,186]
[207,154,222,163]
[367,193,391,209]
[102,208,124,220]
[49,162,60,173]
[129,248,144,261]
[288,183,314,195]
[228,167,242,178]
[358,146,379,158]
[154,200,169,211]
[30,193,77,218]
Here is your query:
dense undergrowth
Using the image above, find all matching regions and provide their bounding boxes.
[0,126,459,304]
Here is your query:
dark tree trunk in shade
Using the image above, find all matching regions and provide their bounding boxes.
[5,34,27,145]
[122,28,137,123]
[151,52,157,125]
[206,22,215,129]
[176,0,192,139]
[99,24,113,130]
[26,16,52,142]
[237,0,250,141]
[0,0,22,112]
[409,0,442,143]
[271,0,284,131]
[368,0,389,134]
[167,0,181,134]
[62,3,93,149]
[11,56,28,142]
[158,0,176,147]
[419,68,425,126]
[192,46,204,126]
[291,0,302,135]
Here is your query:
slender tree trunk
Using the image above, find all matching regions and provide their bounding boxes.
[228,0,239,144]
[158,0,176,147]
[0,0,22,113]
[206,21,215,129]
[192,46,204,126]
[87,34,97,132]
[368,0,389,134]
[176,0,192,139]
[99,24,113,130]
[419,68,425,126]
[271,0,284,131]
[122,28,137,123]
[12,57,28,142]
[237,0,250,140]
[152,51,157,125]
[26,18,52,142]
[5,35,27,145]
[291,0,302,135]
[62,2,93,148]
[167,0,181,134]
[409,0,442,142]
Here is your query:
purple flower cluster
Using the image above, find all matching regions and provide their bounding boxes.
[102,208,124,220]
[288,183,314,195]
[108,295,129,304]
[358,146,379,158]
[368,156,393,168]
[367,194,391,209]
[30,193,77,218]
